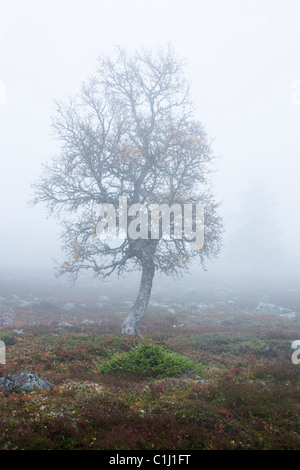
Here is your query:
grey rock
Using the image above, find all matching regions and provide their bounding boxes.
[19,298,40,308]
[0,317,13,326]
[166,308,176,314]
[0,371,53,395]
[13,329,23,335]
[255,303,295,317]
[62,302,75,311]
[280,313,296,319]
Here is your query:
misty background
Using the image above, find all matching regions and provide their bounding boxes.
[0,0,299,299]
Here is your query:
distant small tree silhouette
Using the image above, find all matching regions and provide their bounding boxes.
[226,181,284,274]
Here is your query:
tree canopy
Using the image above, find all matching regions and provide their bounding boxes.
[32,45,223,334]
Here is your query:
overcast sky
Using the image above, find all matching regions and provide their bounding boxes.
[0,0,300,272]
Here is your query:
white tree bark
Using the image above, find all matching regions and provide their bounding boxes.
[121,261,155,335]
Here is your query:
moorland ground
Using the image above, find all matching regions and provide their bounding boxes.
[0,274,299,450]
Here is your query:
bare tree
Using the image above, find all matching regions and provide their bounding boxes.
[32,46,223,335]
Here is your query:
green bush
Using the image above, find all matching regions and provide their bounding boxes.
[0,331,17,346]
[98,341,203,378]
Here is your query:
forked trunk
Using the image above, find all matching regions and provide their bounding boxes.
[122,261,155,335]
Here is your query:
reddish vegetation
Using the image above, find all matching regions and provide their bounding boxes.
[0,295,299,450]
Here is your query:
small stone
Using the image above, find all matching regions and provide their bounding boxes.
[255,302,295,316]
[166,308,176,314]
[62,302,75,311]
[0,317,13,326]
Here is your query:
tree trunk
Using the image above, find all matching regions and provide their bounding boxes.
[122,261,155,336]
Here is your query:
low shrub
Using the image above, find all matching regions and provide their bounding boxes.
[0,330,17,346]
[98,341,203,378]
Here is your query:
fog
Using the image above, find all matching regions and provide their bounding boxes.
[1,0,300,295]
